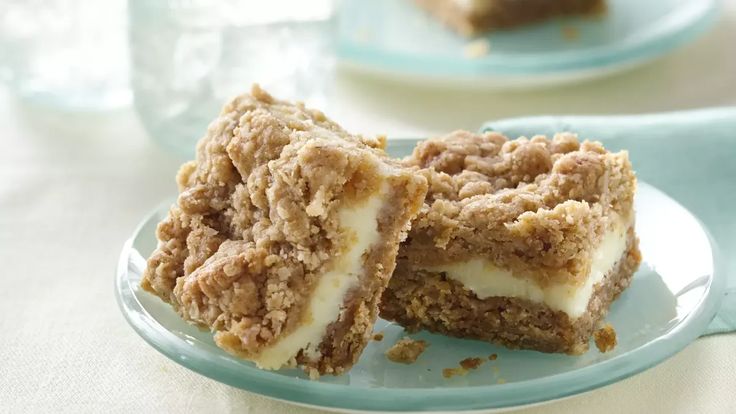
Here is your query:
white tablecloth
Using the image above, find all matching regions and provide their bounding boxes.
[2,3,736,412]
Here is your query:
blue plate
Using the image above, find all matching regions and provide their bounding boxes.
[116,138,724,412]
[337,0,718,87]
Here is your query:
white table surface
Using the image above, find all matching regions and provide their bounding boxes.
[2,2,736,413]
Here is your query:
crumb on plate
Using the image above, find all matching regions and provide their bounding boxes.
[459,357,484,370]
[488,353,498,361]
[561,25,580,40]
[385,337,428,364]
[463,38,490,58]
[594,323,617,353]
[442,367,468,378]
[373,332,384,341]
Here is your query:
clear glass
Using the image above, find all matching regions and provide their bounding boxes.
[115,139,725,412]
[128,0,336,157]
[0,0,131,110]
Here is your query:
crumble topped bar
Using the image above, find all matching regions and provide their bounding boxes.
[381,130,641,354]
[415,0,606,35]
[400,130,635,286]
[141,85,427,376]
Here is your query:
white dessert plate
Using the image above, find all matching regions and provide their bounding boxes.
[116,140,724,412]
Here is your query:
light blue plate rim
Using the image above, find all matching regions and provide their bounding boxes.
[337,0,719,77]
[115,144,726,412]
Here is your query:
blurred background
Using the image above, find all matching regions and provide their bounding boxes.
[1,0,733,157]
[1,0,337,155]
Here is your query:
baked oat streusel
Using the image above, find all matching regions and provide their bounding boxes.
[381,130,641,354]
[142,85,427,376]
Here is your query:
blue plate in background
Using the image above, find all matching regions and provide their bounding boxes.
[337,0,719,87]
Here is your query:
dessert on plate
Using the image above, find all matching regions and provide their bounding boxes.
[380,131,641,354]
[415,0,606,35]
[141,85,428,377]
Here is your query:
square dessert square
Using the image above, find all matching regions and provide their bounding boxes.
[141,85,427,376]
[380,131,641,354]
[415,0,606,35]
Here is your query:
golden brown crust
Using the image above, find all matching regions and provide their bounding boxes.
[415,0,606,35]
[141,85,427,375]
[401,130,636,286]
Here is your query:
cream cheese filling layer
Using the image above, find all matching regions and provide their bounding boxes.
[252,183,388,369]
[425,220,629,319]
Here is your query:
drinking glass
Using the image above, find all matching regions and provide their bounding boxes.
[0,0,131,110]
[128,0,336,157]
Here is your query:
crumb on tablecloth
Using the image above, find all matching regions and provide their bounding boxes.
[594,324,617,353]
[488,353,498,361]
[385,337,428,364]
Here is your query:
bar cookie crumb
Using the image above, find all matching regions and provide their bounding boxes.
[459,357,485,370]
[385,337,428,364]
[442,367,468,378]
[463,39,490,58]
[594,324,617,353]
[561,25,580,40]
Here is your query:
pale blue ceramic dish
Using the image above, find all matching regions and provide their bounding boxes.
[116,135,725,412]
[337,0,719,86]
